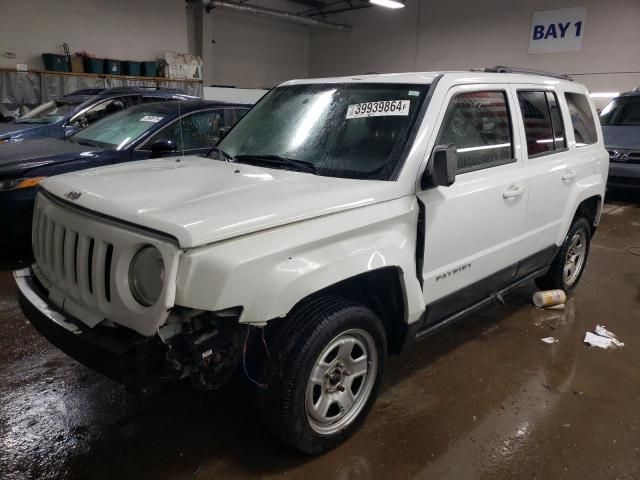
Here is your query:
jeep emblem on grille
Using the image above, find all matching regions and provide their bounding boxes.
[64,191,82,201]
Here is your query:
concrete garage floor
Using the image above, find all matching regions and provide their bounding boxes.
[1,192,639,480]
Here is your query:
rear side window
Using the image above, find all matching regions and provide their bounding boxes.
[565,92,598,146]
[517,91,566,157]
[435,91,513,172]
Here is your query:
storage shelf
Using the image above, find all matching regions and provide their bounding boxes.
[0,67,202,83]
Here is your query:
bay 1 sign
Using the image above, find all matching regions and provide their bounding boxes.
[529,7,587,54]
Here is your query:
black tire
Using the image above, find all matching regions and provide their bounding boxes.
[258,296,387,454]
[535,217,591,292]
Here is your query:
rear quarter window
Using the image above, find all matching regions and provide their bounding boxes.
[564,92,598,146]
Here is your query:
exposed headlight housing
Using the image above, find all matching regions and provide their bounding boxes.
[0,177,45,192]
[0,137,23,144]
[129,245,165,306]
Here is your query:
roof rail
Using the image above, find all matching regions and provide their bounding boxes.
[472,66,573,81]
[101,86,186,94]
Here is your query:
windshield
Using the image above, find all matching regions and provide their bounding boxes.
[600,96,640,126]
[218,83,429,180]
[72,108,168,149]
[17,100,79,124]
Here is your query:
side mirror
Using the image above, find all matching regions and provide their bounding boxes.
[422,144,457,189]
[63,124,79,137]
[150,139,178,155]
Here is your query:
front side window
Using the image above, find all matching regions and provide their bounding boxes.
[146,109,225,151]
[180,110,226,149]
[600,96,640,126]
[435,91,513,172]
[233,108,249,122]
[72,108,168,149]
[218,83,430,180]
[518,91,566,157]
[565,92,598,146]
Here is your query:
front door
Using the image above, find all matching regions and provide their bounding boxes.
[417,86,529,323]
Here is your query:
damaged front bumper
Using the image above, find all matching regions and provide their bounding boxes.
[14,267,170,396]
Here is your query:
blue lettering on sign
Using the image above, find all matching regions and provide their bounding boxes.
[532,21,584,41]
[533,25,545,40]
[544,24,558,39]
[557,22,570,38]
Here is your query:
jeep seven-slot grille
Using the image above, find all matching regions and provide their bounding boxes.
[33,207,114,307]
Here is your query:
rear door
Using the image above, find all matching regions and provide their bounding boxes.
[511,86,571,261]
[515,87,600,257]
[417,85,529,322]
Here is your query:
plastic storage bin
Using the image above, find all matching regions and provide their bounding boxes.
[42,54,69,72]
[123,61,141,76]
[104,59,122,75]
[141,61,157,77]
[83,58,104,74]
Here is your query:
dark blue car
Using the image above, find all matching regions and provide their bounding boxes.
[0,100,250,244]
[0,87,199,144]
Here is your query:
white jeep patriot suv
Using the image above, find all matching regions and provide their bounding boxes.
[15,68,608,454]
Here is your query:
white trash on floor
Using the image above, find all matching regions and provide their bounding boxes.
[541,336,559,344]
[584,325,624,349]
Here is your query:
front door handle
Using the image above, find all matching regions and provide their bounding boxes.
[562,169,578,181]
[503,185,526,199]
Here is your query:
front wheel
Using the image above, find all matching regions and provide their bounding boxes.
[258,297,387,454]
[536,217,591,292]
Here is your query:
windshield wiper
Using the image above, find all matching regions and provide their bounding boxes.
[206,146,236,162]
[69,138,100,148]
[234,154,317,174]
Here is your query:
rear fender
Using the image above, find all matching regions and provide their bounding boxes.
[555,172,605,245]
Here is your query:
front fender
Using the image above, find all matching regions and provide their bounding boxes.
[174,196,425,325]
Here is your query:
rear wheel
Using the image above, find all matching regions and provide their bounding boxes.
[258,297,386,454]
[536,217,591,292]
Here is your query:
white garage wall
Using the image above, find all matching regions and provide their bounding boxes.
[197,3,310,88]
[310,0,640,94]
[0,0,188,69]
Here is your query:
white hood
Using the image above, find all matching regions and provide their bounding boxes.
[42,156,406,248]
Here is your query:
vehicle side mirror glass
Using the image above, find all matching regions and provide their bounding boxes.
[422,144,457,189]
[63,124,79,137]
[150,139,178,155]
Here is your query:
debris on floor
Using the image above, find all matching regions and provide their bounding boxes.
[584,325,625,349]
[541,336,559,344]
[533,289,567,309]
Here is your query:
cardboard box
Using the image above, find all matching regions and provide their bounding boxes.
[70,57,84,74]
[162,51,203,80]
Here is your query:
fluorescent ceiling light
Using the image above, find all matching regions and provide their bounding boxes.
[589,92,619,98]
[369,0,405,9]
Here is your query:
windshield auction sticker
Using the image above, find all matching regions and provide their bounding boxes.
[346,100,410,119]
[140,115,164,123]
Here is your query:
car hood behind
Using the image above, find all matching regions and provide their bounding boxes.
[0,122,44,140]
[601,125,640,151]
[0,138,102,177]
[42,156,405,248]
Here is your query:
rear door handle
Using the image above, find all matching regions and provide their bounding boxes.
[502,185,526,199]
[562,169,578,181]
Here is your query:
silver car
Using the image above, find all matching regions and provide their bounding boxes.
[600,91,640,189]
